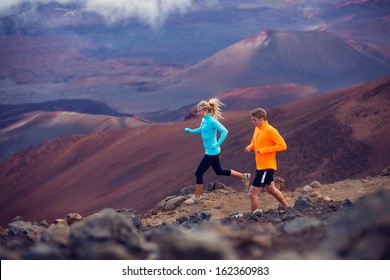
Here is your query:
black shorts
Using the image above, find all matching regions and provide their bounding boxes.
[252,169,275,187]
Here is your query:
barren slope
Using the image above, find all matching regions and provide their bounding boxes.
[0,111,150,160]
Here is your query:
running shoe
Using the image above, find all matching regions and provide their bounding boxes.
[184,195,201,205]
[252,209,263,215]
[242,173,251,191]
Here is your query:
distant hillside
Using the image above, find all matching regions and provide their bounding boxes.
[0,99,132,129]
[138,103,197,122]
[0,110,151,161]
[217,83,320,111]
[322,0,390,58]
[140,83,320,122]
[0,76,389,225]
[0,99,148,160]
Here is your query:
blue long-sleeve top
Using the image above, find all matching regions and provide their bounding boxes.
[184,114,228,155]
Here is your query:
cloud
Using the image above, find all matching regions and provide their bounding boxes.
[0,0,220,28]
[84,0,193,28]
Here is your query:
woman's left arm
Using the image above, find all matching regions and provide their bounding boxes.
[214,119,228,147]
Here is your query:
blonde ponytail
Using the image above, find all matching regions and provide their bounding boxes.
[208,98,224,120]
[197,97,224,120]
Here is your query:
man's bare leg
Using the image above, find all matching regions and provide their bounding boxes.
[248,186,261,212]
[265,181,289,209]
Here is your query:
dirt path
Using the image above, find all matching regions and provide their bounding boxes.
[143,175,390,226]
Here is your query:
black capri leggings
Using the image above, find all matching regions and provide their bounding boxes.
[195,154,231,184]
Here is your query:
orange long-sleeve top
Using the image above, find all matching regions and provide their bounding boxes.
[246,121,287,170]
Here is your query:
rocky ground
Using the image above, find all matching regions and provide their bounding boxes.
[1,167,389,260]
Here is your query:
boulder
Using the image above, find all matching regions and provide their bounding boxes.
[66,213,83,225]
[68,208,154,259]
[320,190,390,259]
[156,225,237,259]
[208,181,228,191]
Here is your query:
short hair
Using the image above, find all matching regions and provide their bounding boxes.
[249,108,267,120]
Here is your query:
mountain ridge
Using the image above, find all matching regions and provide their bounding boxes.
[0,98,152,160]
[154,29,390,92]
[132,29,390,116]
[0,110,151,160]
[0,99,134,129]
